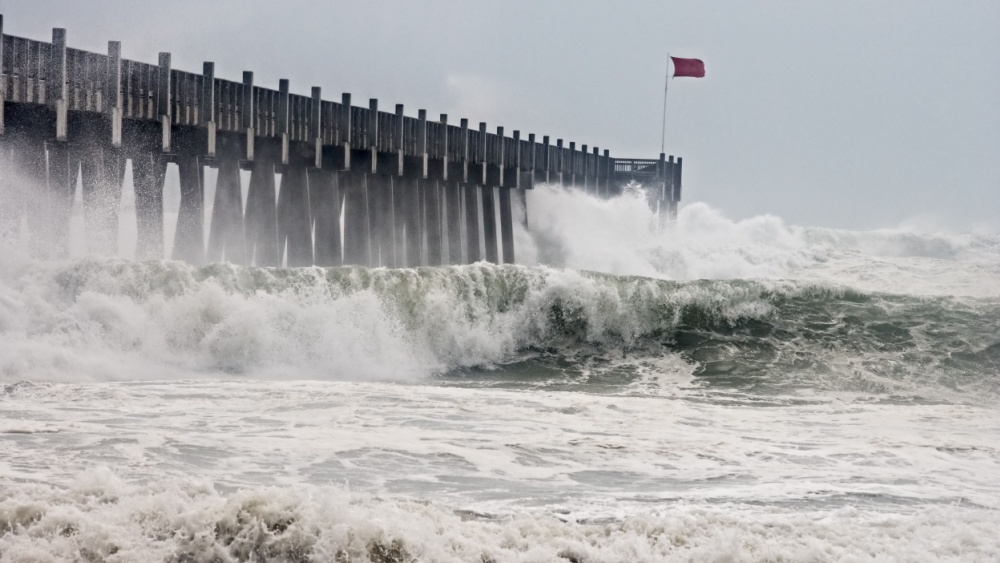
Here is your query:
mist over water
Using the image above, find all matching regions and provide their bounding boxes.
[2,184,1000,561]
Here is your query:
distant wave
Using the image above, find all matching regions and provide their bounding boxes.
[518,185,1000,297]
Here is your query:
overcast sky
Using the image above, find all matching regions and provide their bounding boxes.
[5,0,998,230]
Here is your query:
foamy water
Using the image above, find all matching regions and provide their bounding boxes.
[1,186,998,561]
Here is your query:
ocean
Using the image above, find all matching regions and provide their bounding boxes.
[1,185,998,562]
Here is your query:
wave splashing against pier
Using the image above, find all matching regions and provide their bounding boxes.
[2,189,1000,561]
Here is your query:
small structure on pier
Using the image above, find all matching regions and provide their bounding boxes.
[0,16,682,266]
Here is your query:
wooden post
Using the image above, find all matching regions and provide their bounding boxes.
[555,139,564,186]
[107,41,122,147]
[497,127,515,264]
[591,147,601,196]
[278,79,290,165]
[569,142,578,187]
[202,62,216,156]
[158,52,171,152]
[602,149,611,196]
[50,28,68,141]
[341,92,351,170]
[244,72,256,161]
[542,135,551,184]
[392,104,408,266]
[480,123,498,263]
[671,156,682,219]
[418,109,443,266]
[441,114,463,264]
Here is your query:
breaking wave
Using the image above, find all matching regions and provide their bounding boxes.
[1,470,997,562]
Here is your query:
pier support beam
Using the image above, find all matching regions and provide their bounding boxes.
[131,150,166,260]
[464,184,480,263]
[498,186,515,264]
[277,161,313,266]
[207,153,245,264]
[244,151,279,266]
[172,155,204,264]
[342,172,370,266]
[75,119,126,256]
[44,141,77,258]
[444,181,463,264]
[368,174,395,267]
[309,168,341,267]
[481,185,498,263]
[424,180,443,266]
[402,177,423,267]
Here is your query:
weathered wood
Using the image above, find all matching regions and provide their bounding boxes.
[392,176,408,267]
[43,140,77,257]
[157,52,171,152]
[49,29,68,141]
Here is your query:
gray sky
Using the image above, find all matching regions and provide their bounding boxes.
[5,0,999,230]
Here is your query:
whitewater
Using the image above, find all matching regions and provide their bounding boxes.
[1,185,999,562]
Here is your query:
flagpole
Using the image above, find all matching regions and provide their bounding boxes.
[660,56,670,154]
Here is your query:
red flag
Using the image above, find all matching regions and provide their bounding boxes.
[671,56,705,78]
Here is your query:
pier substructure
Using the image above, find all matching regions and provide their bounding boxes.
[0,17,685,267]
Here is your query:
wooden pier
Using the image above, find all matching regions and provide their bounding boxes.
[0,17,682,266]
